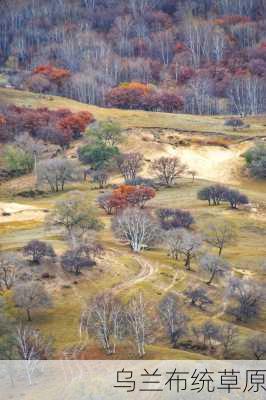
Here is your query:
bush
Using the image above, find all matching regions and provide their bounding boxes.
[157,208,194,230]
[78,144,119,169]
[4,145,34,176]
[244,143,266,179]
[224,118,245,128]
[197,185,228,206]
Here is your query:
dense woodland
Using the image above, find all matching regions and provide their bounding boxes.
[1,0,266,114]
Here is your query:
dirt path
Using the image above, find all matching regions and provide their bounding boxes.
[111,255,156,294]
[163,269,186,294]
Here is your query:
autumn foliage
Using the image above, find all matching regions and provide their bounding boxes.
[33,65,71,84]
[106,82,183,112]
[0,106,94,146]
[98,185,156,214]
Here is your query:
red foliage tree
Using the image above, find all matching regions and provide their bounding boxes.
[106,82,183,113]
[99,185,156,214]
[0,106,94,146]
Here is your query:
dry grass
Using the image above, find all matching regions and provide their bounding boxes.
[0,88,265,360]
[1,87,266,137]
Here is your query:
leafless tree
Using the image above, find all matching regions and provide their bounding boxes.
[248,334,266,360]
[164,229,183,261]
[227,278,264,322]
[159,293,188,348]
[23,240,55,264]
[189,170,197,183]
[199,254,229,285]
[80,292,125,354]
[185,286,213,310]
[61,243,99,275]
[97,192,114,215]
[37,158,80,192]
[0,252,19,291]
[177,229,202,270]
[92,170,109,189]
[15,324,52,384]
[184,19,212,68]
[228,76,266,116]
[13,282,52,321]
[220,324,238,359]
[205,222,236,256]
[194,320,221,350]
[116,152,143,183]
[151,156,187,186]
[127,293,149,358]
[112,208,159,252]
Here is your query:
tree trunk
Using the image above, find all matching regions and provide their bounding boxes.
[26,308,32,322]
[185,253,191,270]
[207,270,216,285]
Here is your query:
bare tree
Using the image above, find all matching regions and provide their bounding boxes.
[61,244,98,275]
[228,76,266,116]
[159,293,188,348]
[23,240,55,264]
[205,222,236,256]
[116,153,143,183]
[227,278,264,322]
[37,158,80,192]
[224,189,249,209]
[220,324,238,359]
[0,252,19,291]
[92,170,109,189]
[151,156,186,186]
[185,286,213,310]
[112,208,159,252]
[194,320,221,351]
[127,293,149,358]
[13,282,52,321]
[248,334,266,360]
[15,325,52,384]
[189,170,197,183]
[178,230,202,270]
[164,229,183,261]
[80,292,125,354]
[199,254,229,285]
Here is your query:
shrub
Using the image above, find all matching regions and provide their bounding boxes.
[244,143,266,179]
[223,189,249,209]
[224,118,245,129]
[4,145,34,176]
[78,144,119,169]
[157,208,194,230]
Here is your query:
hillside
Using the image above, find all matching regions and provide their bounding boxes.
[0,89,265,361]
[2,87,266,136]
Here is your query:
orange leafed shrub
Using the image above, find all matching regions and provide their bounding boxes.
[33,64,71,83]
[119,81,152,94]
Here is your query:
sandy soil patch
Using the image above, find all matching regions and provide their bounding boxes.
[0,201,46,223]
[123,132,252,185]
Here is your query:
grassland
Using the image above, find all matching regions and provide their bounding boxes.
[1,87,266,137]
[0,88,265,360]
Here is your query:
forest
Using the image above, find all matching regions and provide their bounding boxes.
[1,0,266,114]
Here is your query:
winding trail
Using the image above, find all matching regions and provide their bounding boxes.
[111,255,156,294]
